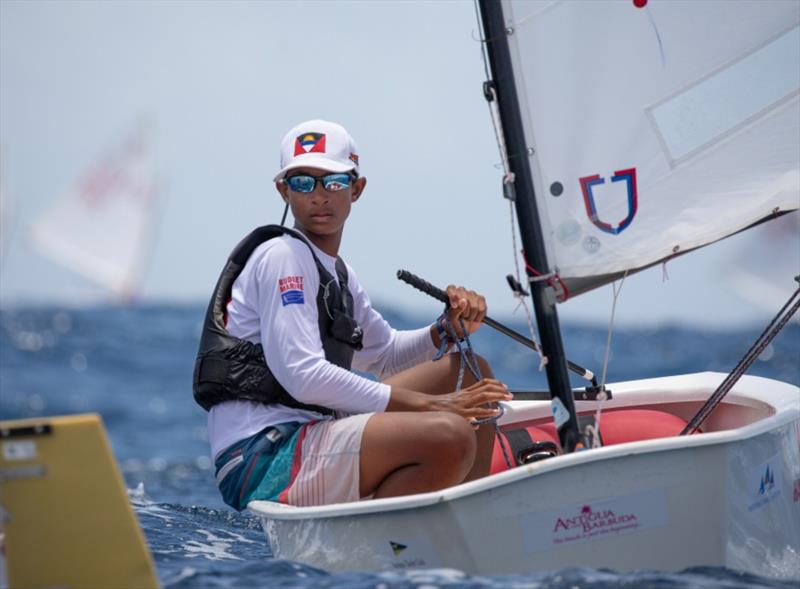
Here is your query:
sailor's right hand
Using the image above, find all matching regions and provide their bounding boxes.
[445,285,487,337]
[430,378,512,422]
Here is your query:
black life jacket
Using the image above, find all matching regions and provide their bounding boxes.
[192,225,364,414]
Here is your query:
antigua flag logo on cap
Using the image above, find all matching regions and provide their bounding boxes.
[274,120,359,181]
[294,132,326,156]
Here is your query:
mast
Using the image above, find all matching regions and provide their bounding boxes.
[478,0,581,452]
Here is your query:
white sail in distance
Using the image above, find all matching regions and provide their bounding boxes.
[30,123,159,300]
[501,0,800,299]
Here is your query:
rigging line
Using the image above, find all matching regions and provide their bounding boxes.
[684,295,799,435]
[589,271,627,448]
[601,271,627,389]
[681,284,800,435]
[511,235,548,371]
[487,87,515,185]
[508,0,564,31]
[473,0,554,466]
[472,0,492,82]
[477,1,546,372]
[501,134,545,369]
[485,83,546,371]
[523,256,571,302]
[512,275,547,371]
[437,313,483,391]
[436,310,508,470]
[496,430,515,471]
[475,0,519,186]
[471,0,519,54]
[721,284,800,388]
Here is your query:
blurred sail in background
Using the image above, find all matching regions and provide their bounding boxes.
[29,122,160,301]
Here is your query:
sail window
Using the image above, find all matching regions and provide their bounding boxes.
[648,25,800,164]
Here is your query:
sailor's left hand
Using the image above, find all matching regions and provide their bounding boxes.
[445,285,486,337]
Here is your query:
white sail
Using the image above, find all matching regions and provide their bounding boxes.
[502,0,800,299]
[29,123,159,299]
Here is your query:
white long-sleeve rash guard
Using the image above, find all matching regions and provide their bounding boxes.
[208,234,438,459]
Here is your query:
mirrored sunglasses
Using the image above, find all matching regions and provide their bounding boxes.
[284,173,355,193]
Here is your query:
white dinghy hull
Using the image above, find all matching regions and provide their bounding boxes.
[249,373,800,577]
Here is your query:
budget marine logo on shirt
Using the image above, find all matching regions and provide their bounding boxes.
[278,275,305,306]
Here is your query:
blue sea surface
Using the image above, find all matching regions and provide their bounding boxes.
[1,303,798,588]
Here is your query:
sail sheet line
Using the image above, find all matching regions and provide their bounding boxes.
[600,272,627,391]
[582,270,628,450]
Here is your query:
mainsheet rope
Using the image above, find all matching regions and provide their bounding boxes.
[433,311,507,427]
[432,310,513,469]
[433,313,483,390]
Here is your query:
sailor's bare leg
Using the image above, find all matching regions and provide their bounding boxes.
[384,354,496,482]
[359,411,476,498]
[358,354,497,498]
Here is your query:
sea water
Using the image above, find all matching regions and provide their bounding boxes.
[1,304,798,588]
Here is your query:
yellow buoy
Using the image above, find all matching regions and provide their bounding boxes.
[0,413,159,588]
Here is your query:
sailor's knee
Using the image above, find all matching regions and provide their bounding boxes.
[474,353,494,378]
[429,412,476,467]
[456,353,494,385]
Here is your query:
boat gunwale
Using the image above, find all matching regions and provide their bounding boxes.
[248,371,799,521]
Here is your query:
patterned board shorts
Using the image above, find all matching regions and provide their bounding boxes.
[214,413,372,511]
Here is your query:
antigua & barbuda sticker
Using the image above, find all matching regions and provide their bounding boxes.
[520,488,670,553]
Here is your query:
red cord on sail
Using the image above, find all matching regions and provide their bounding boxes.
[522,251,570,302]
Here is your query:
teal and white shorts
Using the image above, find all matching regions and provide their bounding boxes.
[214,413,371,511]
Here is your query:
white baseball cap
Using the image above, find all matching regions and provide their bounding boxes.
[273,119,360,181]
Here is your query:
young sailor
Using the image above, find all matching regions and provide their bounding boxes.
[194,120,511,510]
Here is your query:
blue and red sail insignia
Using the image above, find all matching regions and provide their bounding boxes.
[579,167,638,235]
[294,133,326,156]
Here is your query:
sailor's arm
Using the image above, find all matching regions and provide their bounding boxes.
[386,380,511,421]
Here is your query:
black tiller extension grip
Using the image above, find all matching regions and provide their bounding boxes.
[396,270,449,304]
